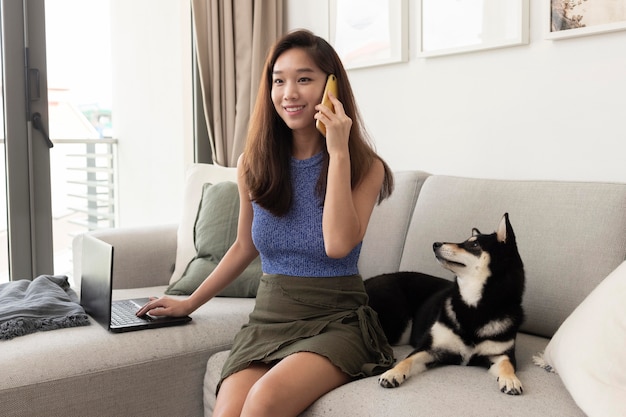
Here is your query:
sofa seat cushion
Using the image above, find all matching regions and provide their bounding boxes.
[203,333,583,417]
[2,286,255,417]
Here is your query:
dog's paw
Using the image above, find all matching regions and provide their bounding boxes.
[378,369,406,388]
[498,375,523,395]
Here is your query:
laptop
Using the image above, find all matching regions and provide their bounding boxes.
[80,234,192,333]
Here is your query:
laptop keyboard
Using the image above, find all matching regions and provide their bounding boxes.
[111,299,149,326]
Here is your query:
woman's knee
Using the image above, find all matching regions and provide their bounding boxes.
[240,353,350,417]
[241,379,284,417]
[214,364,271,417]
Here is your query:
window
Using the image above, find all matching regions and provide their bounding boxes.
[1,0,193,284]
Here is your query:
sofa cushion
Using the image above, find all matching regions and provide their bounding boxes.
[170,164,238,286]
[166,182,262,297]
[400,175,626,338]
[539,261,626,417]
[204,333,584,417]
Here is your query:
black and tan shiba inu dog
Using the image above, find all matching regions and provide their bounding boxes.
[365,213,525,395]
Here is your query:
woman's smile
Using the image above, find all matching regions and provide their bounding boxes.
[283,105,305,115]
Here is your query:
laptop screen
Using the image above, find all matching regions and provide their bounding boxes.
[80,234,114,328]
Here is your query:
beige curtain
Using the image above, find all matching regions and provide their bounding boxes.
[191,0,283,167]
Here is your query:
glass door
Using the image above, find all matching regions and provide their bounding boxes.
[45,0,115,280]
[2,0,116,284]
[1,0,54,283]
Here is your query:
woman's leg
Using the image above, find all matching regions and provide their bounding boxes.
[213,363,272,417]
[241,352,351,417]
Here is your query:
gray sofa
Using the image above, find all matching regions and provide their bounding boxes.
[2,164,625,417]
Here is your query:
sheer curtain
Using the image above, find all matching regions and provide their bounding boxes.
[191,0,283,167]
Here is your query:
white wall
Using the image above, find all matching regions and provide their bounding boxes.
[111,0,193,227]
[286,0,626,182]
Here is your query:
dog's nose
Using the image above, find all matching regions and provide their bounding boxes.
[433,242,442,250]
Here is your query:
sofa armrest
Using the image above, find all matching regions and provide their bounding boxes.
[72,224,178,290]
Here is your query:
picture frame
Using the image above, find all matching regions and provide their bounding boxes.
[329,0,408,69]
[417,0,529,58]
[545,0,626,40]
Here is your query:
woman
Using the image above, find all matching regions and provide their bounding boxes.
[137,29,394,417]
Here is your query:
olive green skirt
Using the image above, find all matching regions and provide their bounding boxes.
[219,274,394,389]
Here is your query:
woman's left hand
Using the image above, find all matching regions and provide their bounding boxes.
[315,92,352,154]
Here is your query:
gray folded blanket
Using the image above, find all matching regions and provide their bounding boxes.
[0,275,90,340]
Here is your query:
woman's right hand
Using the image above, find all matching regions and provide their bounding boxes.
[315,92,352,155]
[135,296,193,318]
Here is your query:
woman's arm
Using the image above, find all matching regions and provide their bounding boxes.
[136,156,259,317]
[316,93,384,258]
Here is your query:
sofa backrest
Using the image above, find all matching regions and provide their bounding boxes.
[359,171,430,278]
[399,175,626,338]
[179,166,432,285]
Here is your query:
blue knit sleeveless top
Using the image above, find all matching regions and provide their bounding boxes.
[251,152,361,277]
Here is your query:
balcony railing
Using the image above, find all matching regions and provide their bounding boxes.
[52,138,118,232]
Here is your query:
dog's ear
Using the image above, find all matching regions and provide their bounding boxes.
[496,213,512,243]
[472,228,481,236]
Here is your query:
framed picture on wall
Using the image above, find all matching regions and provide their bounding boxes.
[329,0,408,69]
[417,0,529,57]
[546,0,626,39]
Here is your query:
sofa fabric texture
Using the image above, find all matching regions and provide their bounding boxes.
[205,334,586,417]
[2,163,624,417]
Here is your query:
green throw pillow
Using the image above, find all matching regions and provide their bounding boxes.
[165,181,262,297]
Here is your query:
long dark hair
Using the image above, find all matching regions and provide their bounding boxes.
[242,29,393,216]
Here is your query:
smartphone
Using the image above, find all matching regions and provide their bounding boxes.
[316,74,338,137]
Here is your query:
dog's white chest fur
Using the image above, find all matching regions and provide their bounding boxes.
[456,252,491,307]
[431,321,515,365]
[438,299,516,365]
